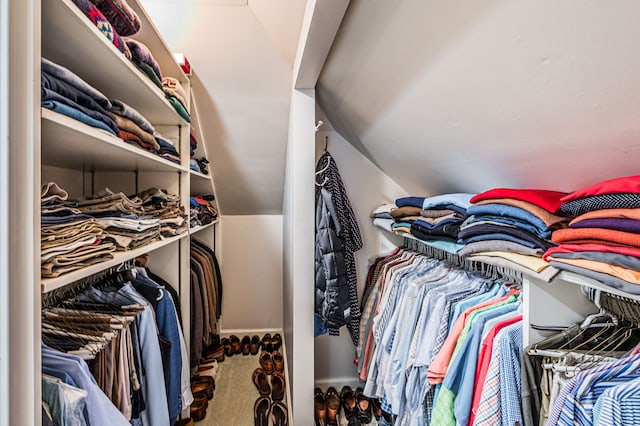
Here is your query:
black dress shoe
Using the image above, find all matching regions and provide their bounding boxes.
[355,388,372,424]
[340,385,358,419]
[254,396,270,426]
[271,333,282,352]
[271,401,289,426]
[262,333,272,352]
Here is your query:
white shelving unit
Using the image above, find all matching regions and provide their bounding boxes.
[28,0,222,423]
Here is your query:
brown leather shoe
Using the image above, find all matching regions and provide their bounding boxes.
[203,345,225,362]
[174,419,196,426]
[271,372,285,401]
[192,391,208,408]
[241,335,251,355]
[271,333,282,352]
[192,375,215,389]
[325,387,341,425]
[222,338,233,357]
[259,351,273,374]
[314,388,327,426]
[250,335,261,355]
[254,396,271,426]
[271,401,289,426]
[230,335,241,354]
[191,382,213,400]
[272,350,284,373]
[252,368,271,396]
[190,398,207,421]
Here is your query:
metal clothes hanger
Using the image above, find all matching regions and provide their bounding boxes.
[315,137,331,187]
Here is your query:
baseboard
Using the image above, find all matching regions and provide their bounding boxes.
[219,327,284,335]
[314,376,364,391]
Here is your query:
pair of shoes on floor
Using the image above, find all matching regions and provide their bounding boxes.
[221,336,241,356]
[254,397,288,426]
[261,333,282,353]
[240,335,262,355]
[221,334,262,356]
[259,350,284,374]
[314,386,372,425]
[253,368,286,401]
[202,344,225,363]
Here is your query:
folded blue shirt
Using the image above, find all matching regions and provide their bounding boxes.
[467,203,550,236]
[42,100,117,136]
[461,214,552,239]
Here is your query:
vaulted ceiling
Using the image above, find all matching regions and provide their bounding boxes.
[145,0,640,214]
[318,0,640,197]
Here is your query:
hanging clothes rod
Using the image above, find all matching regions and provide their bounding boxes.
[403,237,524,284]
[41,259,136,307]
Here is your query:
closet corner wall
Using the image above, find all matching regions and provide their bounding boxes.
[4,0,221,422]
[6,0,40,424]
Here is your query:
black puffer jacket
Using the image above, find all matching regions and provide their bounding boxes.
[315,187,351,330]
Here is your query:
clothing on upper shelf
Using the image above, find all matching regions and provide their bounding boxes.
[88,0,141,37]
[547,175,640,294]
[315,151,363,345]
[125,38,163,82]
[162,77,188,110]
[41,58,183,164]
[358,247,524,425]
[372,189,563,280]
[190,195,218,227]
[41,183,187,278]
[459,189,570,259]
[70,0,131,57]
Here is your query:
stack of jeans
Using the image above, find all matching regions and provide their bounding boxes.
[41,182,116,278]
[136,187,188,237]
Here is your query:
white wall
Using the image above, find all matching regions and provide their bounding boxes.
[283,88,316,425]
[314,122,408,385]
[218,215,284,331]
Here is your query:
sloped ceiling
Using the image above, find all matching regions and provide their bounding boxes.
[318,0,640,197]
[142,0,305,214]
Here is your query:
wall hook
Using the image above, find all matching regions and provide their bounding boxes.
[315,120,324,132]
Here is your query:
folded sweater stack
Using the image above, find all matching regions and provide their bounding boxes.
[545,175,640,294]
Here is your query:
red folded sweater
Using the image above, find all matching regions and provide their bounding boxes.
[470,188,568,213]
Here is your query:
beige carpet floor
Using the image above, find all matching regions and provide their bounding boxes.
[198,353,289,426]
